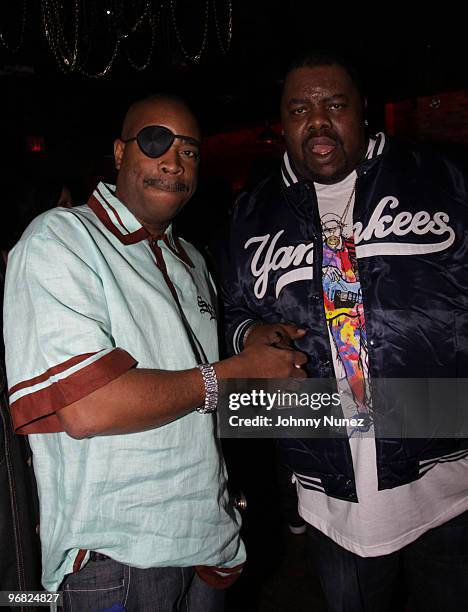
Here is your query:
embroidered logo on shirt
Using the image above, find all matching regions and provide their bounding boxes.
[197,296,216,320]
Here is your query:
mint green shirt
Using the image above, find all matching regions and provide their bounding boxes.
[4,182,245,591]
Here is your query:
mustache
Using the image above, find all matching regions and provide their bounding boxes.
[143,177,189,192]
[304,130,343,146]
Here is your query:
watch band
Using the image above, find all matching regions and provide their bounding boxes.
[196,363,219,414]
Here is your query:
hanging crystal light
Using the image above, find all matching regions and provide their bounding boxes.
[4,0,234,78]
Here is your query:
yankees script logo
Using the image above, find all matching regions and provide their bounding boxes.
[245,231,314,299]
[354,197,455,257]
[245,197,455,299]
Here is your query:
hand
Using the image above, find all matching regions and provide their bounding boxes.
[217,343,307,380]
[244,323,306,350]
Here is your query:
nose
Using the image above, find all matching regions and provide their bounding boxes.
[158,147,182,174]
[307,105,332,131]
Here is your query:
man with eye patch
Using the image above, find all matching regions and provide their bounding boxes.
[3,93,307,612]
[114,96,202,235]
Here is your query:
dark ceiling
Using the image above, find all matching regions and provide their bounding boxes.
[0,1,466,179]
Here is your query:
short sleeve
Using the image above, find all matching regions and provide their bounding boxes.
[3,221,137,433]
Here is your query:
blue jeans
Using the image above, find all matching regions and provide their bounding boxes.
[306,509,468,612]
[60,558,225,612]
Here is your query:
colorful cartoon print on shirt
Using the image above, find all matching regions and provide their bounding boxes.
[321,212,371,429]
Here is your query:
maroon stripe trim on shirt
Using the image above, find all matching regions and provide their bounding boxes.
[151,241,183,307]
[166,235,194,268]
[88,195,149,245]
[9,353,97,396]
[96,184,130,234]
[194,563,244,589]
[73,549,88,573]
[11,348,137,434]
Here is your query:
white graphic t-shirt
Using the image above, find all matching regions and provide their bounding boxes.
[297,150,468,556]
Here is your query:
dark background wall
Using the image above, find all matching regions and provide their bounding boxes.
[1,1,467,243]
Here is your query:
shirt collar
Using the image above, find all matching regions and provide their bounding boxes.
[87,182,194,266]
[281,132,387,190]
[88,182,177,245]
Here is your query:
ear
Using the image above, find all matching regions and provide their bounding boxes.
[114,139,125,170]
[362,96,368,116]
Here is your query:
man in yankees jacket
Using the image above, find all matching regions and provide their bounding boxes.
[217,52,468,612]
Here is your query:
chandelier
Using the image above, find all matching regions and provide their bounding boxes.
[0,0,233,78]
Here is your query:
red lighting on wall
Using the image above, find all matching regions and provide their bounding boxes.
[384,90,468,145]
[384,103,395,136]
[26,136,45,153]
[201,122,284,189]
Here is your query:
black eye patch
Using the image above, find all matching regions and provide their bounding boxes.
[123,125,200,159]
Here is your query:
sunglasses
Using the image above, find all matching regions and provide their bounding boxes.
[122,125,200,159]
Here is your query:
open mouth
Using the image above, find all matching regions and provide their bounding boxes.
[312,144,336,156]
[144,178,188,192]
[307,136,339,158]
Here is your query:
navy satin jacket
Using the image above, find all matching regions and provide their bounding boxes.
[217,134,468,502]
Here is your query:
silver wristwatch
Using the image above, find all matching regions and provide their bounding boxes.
[196,363,219,414]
